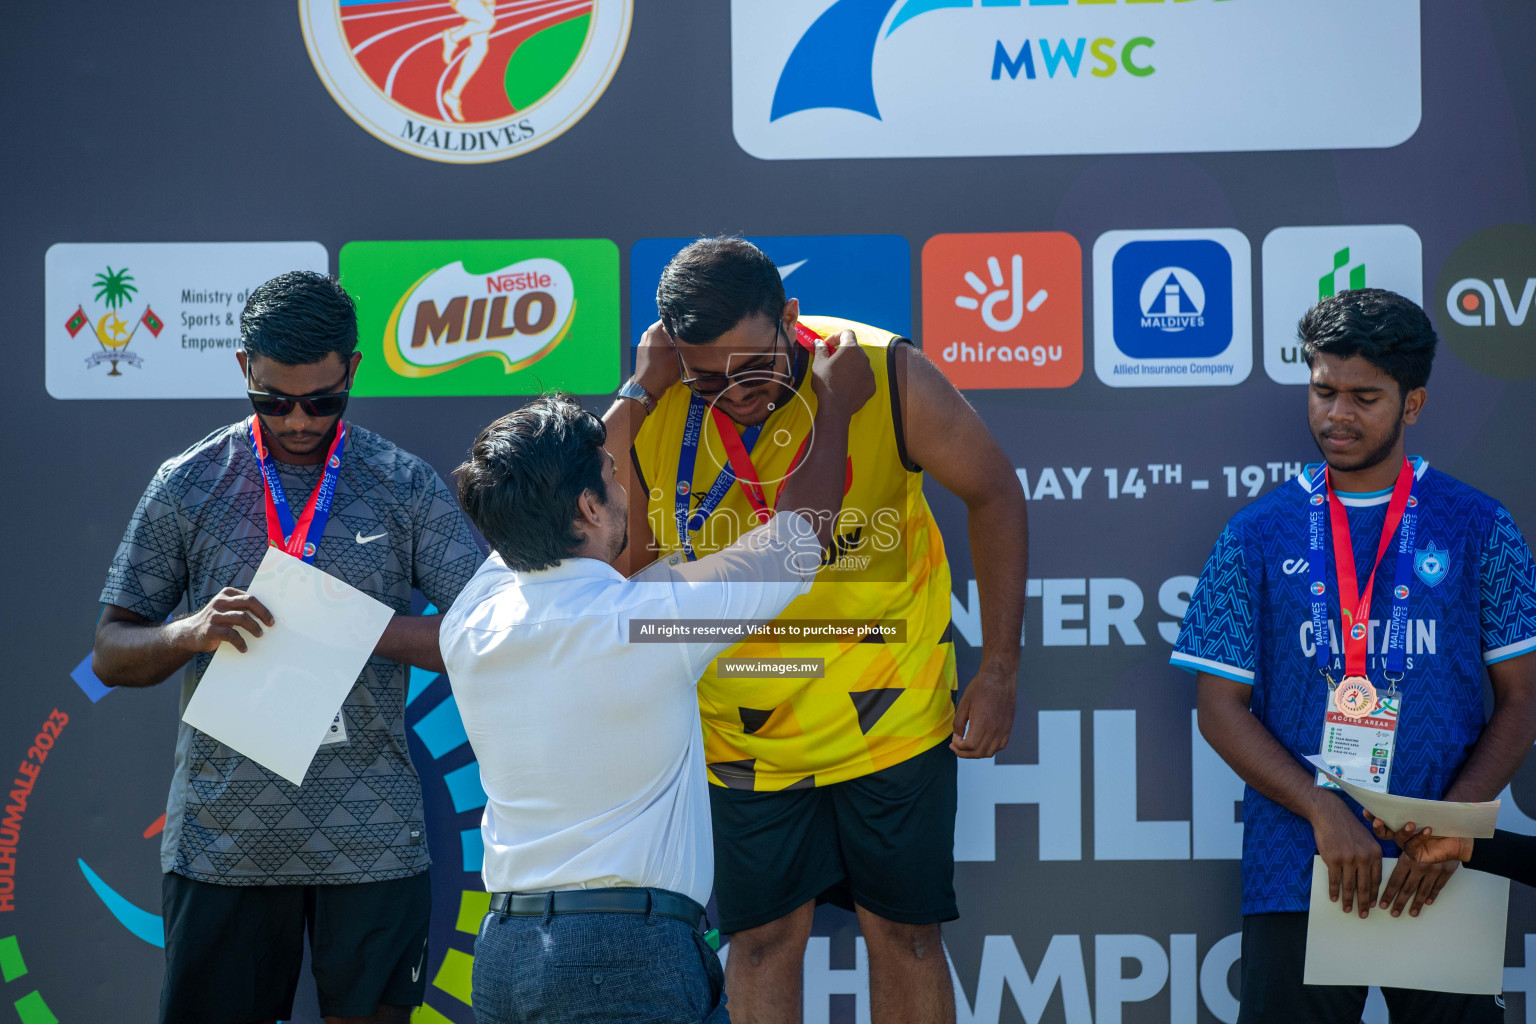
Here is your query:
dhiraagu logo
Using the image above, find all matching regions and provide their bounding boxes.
[342,240,619,397]
[731,0,1421,159]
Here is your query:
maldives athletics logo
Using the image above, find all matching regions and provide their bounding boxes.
[300,0,632,164]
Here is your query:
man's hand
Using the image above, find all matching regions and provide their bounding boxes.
[950,665,1015,758]
[168,587,275,654]
[1363,811,1473,868]
[1308,791,1382,917]
[634,320,682,398]
[1376,835,1460,917]
[809,332,874,417]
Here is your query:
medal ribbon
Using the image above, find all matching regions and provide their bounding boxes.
[1306,457,1419,680]
[247,415,347,565]
[672,324,829,560]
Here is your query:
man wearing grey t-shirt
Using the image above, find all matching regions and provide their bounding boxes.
[92,271,479,1024]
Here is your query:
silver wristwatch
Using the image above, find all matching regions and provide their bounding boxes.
[617,377,655,413]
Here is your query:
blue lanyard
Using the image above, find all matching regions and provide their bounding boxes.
[247,416,346,565]
[674,395,763,561]
[1305,464,1420,681]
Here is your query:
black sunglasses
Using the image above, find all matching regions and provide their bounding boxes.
[673,320,795,399]
[247,369,352,418]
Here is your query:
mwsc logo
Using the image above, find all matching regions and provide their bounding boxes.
[730,0,1420,160]
[342,240,619,397]
[300,0,631,164]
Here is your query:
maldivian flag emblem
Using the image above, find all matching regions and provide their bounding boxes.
[140,306,165,337]
[65,306,89,337]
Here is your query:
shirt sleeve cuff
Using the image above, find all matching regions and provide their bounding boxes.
[1485,637,1536,665]
[1169,651,1255,683]
[766,510,825,584]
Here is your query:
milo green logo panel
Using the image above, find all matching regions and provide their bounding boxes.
[342,239,619,396]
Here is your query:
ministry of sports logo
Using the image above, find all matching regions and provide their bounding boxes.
[300,0,632,164]
[62,266,164,377]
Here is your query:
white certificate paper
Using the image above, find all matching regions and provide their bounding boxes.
[1305,755,1500,838]
[1304,856,1509,994]
[181,547,394,785]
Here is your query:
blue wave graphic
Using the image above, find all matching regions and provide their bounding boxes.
[78,858,163,948]
[770,0,902,122]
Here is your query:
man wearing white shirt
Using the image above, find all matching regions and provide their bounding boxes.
[442,337,873,1024]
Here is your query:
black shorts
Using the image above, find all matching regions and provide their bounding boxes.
[1238,912,1504,1023]
[159,869,431,1024]
[709,738,958,934]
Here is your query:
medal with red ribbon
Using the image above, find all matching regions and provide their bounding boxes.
[247,414,347,565]
[1305,457,1420,717]
[674,323,843,560]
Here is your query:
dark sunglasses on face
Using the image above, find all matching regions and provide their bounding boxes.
[674,321,795,398]
[247,371,352,418]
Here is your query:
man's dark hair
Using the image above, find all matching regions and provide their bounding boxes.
[1298,288,1437,396]
[240,271,358,365]
[656,237,786,345]
[455,393,608,572]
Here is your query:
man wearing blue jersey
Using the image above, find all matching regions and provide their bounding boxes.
[1173,289,1536,1023]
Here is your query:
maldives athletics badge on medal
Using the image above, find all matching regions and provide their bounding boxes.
[1334,677,1378,719]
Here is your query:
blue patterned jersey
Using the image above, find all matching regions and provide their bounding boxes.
[1172,459,1536,914]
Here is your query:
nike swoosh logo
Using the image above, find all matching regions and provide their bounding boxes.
[411,940,427,982]
[356,531,387,545]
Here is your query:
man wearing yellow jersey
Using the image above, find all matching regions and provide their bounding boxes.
[608,238,1028,1024]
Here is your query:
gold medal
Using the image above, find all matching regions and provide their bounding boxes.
[1333,676,1378,719]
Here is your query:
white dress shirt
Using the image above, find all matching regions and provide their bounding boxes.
[440,512,822,905]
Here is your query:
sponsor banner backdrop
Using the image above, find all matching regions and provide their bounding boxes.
[45,243,329,399]
[1092,228,1253,388]
[5,3,1536,1023]
[300,0,633,163]
[922,231,1083,390]
[630,234,912,344]
[341,238,621,396]
[731,0,1421,160]
[1262,226,1425,385]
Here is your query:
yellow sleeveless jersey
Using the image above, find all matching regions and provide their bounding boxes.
[633,316,957,791]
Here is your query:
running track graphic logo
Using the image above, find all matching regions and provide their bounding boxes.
[301,0,632,164]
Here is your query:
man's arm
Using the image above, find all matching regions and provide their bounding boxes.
[607,322,679,576]
[1197,672,1385,917]
[897,345,1027,759]
[93,594,274,688]
[374,614,449,674]
[1372,652,1536,917]
[1447,654,1536,801]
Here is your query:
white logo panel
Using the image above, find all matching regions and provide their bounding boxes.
[732,0,1421,160]
[46,243,329,400]
[1261,225,1424,385]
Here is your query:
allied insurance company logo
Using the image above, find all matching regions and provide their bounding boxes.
[341,239,620,397]
[921,232,1081,389]
[1092,229,1252,388]
[1436,223,1536,381]
[730,0,1421,160]
[300,0,632,164]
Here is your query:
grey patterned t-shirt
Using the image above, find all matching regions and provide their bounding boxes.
[100,419,480,886]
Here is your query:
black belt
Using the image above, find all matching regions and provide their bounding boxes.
[489,888,706,930]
